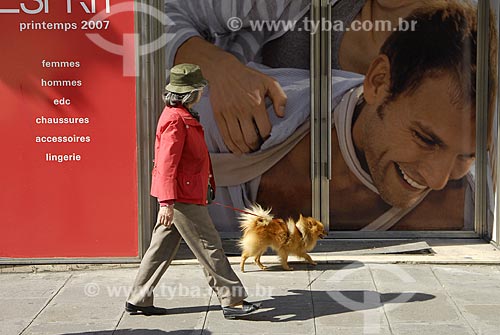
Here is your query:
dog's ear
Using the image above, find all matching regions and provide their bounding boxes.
[299,214,304,221]
[308,219,313,228]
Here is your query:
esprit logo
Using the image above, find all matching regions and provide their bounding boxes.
[0,0,111,14]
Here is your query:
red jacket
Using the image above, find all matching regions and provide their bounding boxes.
[151,105,215,205]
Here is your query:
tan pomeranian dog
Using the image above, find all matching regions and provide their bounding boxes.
[238,205,328,272]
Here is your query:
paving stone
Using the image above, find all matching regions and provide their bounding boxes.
[370,264,444,292]
[309,262,373,282]
[22,320,117,335]
[473,326,500,335]
[0,316,37,335]
[0,274,69,335]
[0,297,48,323]
[34,300,124,324]
[54,281,134,303]
[211,263,311,333]
[391,323,474,335]
[118,300,209,333]
[442,281,500,305]
[313,299,388,328]
[119,330,202,335]
[383,292,460,324]
[431,266,500,306]
[237,265,311,305]
[202,332,298,335]
[202,333,311,335]
[460,304,500,335]
[238,264,310,279]
[149,269,228,303]
[431,265,500,283]
[117,276,212,334]
[203,301,315,334]
[314,326,392,335]
[0,272,69,298]
[309,278,377,306]
[25,274,127,326]
[66,267,213,303]
[2,263,500,335]
[68,269,136,286]
[314,290,383,309]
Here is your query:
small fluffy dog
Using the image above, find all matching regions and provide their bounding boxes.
[238,205,328,272]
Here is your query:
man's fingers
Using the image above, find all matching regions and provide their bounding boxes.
[208,67,285,154]
[253,104,272,141]
[223,113,252,154]
[266,79,287,118]
[212,107,243,155]
[239,117,264,152]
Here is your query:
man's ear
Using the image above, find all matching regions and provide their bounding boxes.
[363,54,391,105]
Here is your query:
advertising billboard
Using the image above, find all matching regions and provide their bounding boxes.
[0,0,138,257]
[164,0,489,233]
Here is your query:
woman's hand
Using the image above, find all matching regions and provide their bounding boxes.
[157,205,175,228]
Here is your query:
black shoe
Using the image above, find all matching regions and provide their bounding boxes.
[125,302,168,315]
[222,301,261,319]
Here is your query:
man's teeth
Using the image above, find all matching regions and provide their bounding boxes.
[398,165,427,190]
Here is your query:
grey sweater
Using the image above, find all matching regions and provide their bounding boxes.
[164,0,365,71]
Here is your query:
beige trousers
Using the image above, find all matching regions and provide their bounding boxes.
[127,202,247,307]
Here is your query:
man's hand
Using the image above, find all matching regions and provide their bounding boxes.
[157,205,174,228]
[207,56,287,154]
[175,37,287,154]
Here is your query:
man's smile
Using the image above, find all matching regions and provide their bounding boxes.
[396,163,427,190]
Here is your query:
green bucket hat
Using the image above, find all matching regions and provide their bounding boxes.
[166,63,208,94]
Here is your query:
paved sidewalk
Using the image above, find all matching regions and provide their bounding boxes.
[1,262,500,335]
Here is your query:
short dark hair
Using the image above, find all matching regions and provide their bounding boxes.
[380,1,497,143]
[381,2,477,106]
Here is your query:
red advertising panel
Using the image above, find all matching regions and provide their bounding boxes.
[0,0,138,258]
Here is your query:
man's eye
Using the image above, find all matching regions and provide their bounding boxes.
[458,154,475,161]
[413,131,435,146]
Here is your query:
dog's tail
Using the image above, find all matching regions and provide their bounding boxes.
[283,218,298,246]
[238,204,274,231]
[286,218,296,236]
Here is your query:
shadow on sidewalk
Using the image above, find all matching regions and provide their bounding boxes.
[243,289,435,322]
[56,329,211,335]
[108,289,434,323]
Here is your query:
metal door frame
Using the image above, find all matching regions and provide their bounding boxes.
[310,0,492,239]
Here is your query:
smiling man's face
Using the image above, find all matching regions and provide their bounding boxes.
[359,73,476,208]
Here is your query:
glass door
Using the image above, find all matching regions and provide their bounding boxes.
[320,0,495,236]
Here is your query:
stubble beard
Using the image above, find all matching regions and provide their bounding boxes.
[362,111,420,209]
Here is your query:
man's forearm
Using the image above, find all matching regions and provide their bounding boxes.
[174,36,240,78]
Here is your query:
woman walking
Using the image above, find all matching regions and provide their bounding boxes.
[126,63,260,319]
